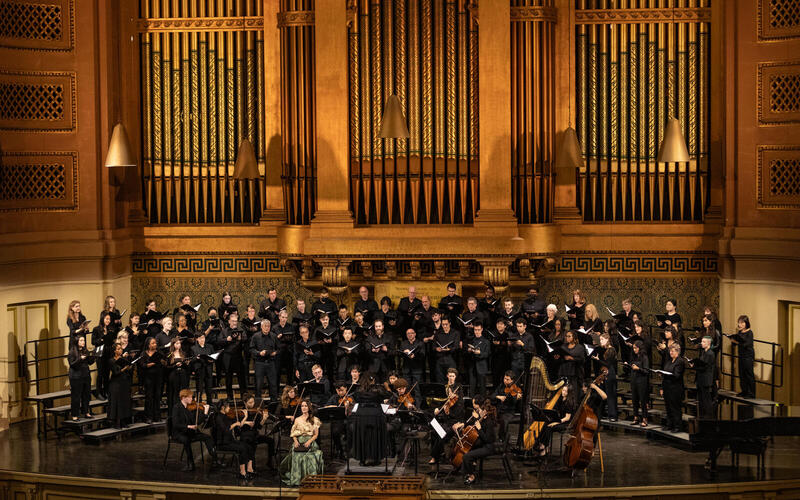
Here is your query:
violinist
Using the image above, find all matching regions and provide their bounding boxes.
[239,393,277,471]
[429,368,464,464]
[215,400,254,480]
[325,381,353,459]
[171,389,218,472]
[492,371,522,438]
[383,371,399,397]
[278,385,301,425]
[139,337,163,423]
[218,314,248,400]
[165,337,190,411]
[455,395,498,485]
[466,321,490,397]
[314,313,338,380]
[190,332,216,404]
[386,378,415,458]
[67,335,94,420]
[399,328,425,398]
[250,319,278,400]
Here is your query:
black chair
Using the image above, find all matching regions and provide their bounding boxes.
[162,417,205,467]
[210,419,242,471]
[478,431,514,484]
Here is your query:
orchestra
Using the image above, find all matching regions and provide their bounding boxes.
[62,284,754,486]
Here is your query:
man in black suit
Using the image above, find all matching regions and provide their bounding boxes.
[171,389,218,471]
[466,321,491,397]
[690,336,717,419]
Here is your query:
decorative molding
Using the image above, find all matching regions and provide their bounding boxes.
[0,151,77,212]
[759,0,800,41]
[758,61,800,125]
[510,6,557,23]
[0,0,74,51]
[277,10,314,28]
[553,252,718,275]
[574,8,711,25]
[0,70,76,132]
[131,253,291,275]
[136,16,264,33]
[757,145,800,209]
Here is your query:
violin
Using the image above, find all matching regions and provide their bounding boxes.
[397,392,415,410]
[288,396,301,407]
[187,402,208,412]
[338,395,354,407]
[441,388,459,415]
[504,383,522,398]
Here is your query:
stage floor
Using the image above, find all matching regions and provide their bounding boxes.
[1,419,799,492]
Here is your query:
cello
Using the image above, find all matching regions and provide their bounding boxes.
[450,404,494,468]
[563,367,608,470]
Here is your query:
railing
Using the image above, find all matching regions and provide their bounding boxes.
[23,334,81,395]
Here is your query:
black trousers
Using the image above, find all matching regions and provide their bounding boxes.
[435,356,456,383]
[254,360,278,399]
[296,360,314,384]
[462,444,495,475]
[697,384,716,419]
[403,367,423,401]
[194,366,214,403]
[663,383,684,429]
[631,376,649,419]
[96,356,111,397]
[173,430,215,464]
[469,369,487,397]
[218,439,253,464]
[277,345,295,385]
[143,373,162,421]
[223,352,248,399]
[69,376,90,417]
[739,356,756,397]
[604,376,618,420]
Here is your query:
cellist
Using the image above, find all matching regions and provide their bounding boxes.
[453,395,498,485]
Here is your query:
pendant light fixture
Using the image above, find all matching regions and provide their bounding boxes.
[555,0,583,169]
[657,3,690,163]
[379,95,410,139]
[233,5,260,180]
[104,123,137,168]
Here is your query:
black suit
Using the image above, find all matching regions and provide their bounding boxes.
[661,357,685,430]
[692,348,717,419]
[467,336,491,396]
[171,402,215,465]
[250,331,279,398]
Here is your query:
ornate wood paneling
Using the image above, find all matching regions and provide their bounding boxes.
[0,0,74,51]
[347,0,479,225]
[759,62,800,125]
[759,0,800,40]
[279,0,316,225]
[0,151,77,212]
[0,70,75,132]
[138,0,265,224]
[575,0,711,222]
[758,145,800,209]
[511,0,556,224]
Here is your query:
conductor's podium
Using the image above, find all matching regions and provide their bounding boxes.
[299,475,426,500]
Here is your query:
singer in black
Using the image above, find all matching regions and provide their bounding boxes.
[399,328,425,398]
[311,287,337,325]
[67,336,94,420]
[438,282,463,324]
[433,317,460,383]
[336,328,361,381]
[173,294,198,330]
[272,310,296,385]
[171,389,218,472]
[508,318,536,378]
[398,287,422,332]
[364,319,394,380]
[292,299,314,330]
[659,343,686,432]
[259,288,286,324]
[91,311,115,399]
[466,321,491,397]
[731,315,756,398]
[218,292,239,321]
[354,286,380,323]
[139,337,163,423]
[108,342,133,428]
[294,325,320,383]
[250,319,279,399]
[66,300,88,340]
[190,332,216,404]
[690,336,717,419]
[629,340,650,427]
[218,315,248,400]
[314,313,338,379]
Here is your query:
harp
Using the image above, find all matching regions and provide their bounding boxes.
[521,355,566,450]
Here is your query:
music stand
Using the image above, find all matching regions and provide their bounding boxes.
[526,404,568,477]
[393,410,428,474]
[317,406,347,456]
[298,382,326,406]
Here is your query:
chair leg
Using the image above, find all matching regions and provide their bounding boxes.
[503,455,513,484]
[163,441,171,468]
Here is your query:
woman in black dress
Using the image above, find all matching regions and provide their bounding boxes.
[108,342,133,428]
[732,315,755,398]
[139,337,164,423]
[66,300,88,341]
[165,337,191,411]
[215,400,254,481]
[629,340,650,427]
[533,384,575,456]
[567,289,586,330]
[351,374,389,466]
[556,330,585,396]
[218,291,239,321]
[67,336,94,420]
[91,312,114,399]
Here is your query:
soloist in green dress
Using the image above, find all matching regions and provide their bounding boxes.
[280,415,324,486]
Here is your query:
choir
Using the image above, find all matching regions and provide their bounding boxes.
[64,286,755,486]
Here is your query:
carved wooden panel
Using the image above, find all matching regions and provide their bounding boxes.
[0,152,77,212]
[759,0,800,40]
[0,0,74,51]
[0,70,76,131]
[759,62,800,125]
[758,146,800,208]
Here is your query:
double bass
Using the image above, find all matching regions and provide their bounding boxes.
[563,368,608,470]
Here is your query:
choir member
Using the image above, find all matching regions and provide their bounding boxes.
[521,284,546,326]
[314,313,337,378]
[155,316,174,350]
[731,315,755,398]
[438,282,463,323]
[280,399,323,486]
[108,342,133,428]
[218,314,248,399]
[421,308,441,382]
[172,294,198,330]
[351,374,389,466]
[398,286,422,332]
[66,300,88,339]
[507,318,535,378]
[365,319,393,379]
[459,395,498,485]
[91,311,115,399]
[375,296,399,336]
[165,337,190,411]
[400,327,425,396]
[240,304,261,372]
[659,343,686,432]
[459,297,486,341]
[171,389,217,472]
[216,400,255,481]
[535,303,559,335]
[703,305,723,333]
[67,335,94,420]
[619,298,639,333]
[311,287,337,325]
[139,337,163,423]
[629,340,650,427]
[492,370,522,438]
[594,333,618,421]
[429,368,465,464]
[250,319,278,399]
[294,324,320,382]
[478,285,500,327]
[200,306,223,341]
[690,336,717,419]
[556,330,585,395]
[191,332,216,403]
[583,304,603,336]
[657,298,681,330]
[498,298,518,328]
[352,310,372,339]
[103,295,123,331]
[702,313,721,350]
[141,299,164,337]
[567,289,586,330]
[354,286,379,324]
[433,317,460,383]
[533,384,574,457]
[272,309,296,385]
[336,304,353,335]
[292,299,313,330]
[259,287,286,324]
[173,313,194,341]
[218,291,239,321]
[489,318,511,387]
[657,325,684,366]
[336,328,360,381]
[466,321,490,397]
[125,313,146,353]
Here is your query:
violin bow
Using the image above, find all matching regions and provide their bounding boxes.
[291,386,306,420]
[338,382,356,407]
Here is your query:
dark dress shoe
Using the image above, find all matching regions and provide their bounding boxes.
[182,463,196,472]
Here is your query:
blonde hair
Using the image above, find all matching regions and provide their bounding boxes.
[585,304,599,321]
[67,300,81,323]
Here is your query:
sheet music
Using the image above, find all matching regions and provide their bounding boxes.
[430,417,446,439]
[564,303,572,313]
[351,403,359,414]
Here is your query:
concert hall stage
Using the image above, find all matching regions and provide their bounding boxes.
[1,420,800,498]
